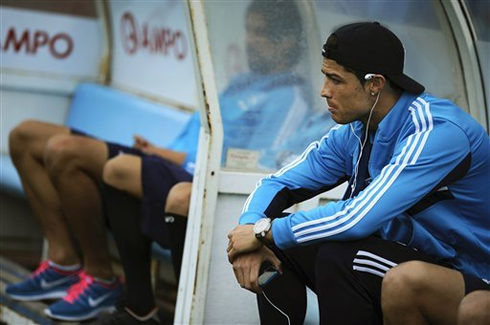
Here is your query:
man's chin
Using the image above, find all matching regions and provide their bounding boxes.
[330,115,348,125]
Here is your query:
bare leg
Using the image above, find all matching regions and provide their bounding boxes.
[457,290,490,325]
[382,260,465,325]
[44,134,113,279]
[165,182,192,216]
[103,154,143,198]
[8,120,79,265]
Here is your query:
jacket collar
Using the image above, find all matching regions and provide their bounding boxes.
[375,91,422,142]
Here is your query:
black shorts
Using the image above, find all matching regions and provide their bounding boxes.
[139,155,192,247]
[71,128,143,159]
[263,236,489,325]
[462,273,490,295]
[71,128,193,247]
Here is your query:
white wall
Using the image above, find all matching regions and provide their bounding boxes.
[108,0,198,110]
[204,193,260,324]
[0,90,69,155]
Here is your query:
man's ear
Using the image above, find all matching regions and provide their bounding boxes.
[368,74,386,94]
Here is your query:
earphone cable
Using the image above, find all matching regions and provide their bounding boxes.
[262,291,291,325]
[349,92,380,198]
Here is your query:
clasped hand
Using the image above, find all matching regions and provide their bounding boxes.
[227,225,262,263]
[227,225,282,293]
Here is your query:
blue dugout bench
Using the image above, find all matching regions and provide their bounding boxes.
[0,82,192,267]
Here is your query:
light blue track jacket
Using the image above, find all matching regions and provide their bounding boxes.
[169,71,309,174]
[239,92,490,280]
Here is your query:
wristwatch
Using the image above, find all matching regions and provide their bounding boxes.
[254,218,272,243]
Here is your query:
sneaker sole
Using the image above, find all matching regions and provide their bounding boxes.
[6,290,67,301]
[44,305,116,321]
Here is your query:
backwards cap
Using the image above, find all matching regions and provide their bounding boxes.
[322,22,424,94]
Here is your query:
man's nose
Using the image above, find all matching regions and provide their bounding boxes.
[320,79,331,98]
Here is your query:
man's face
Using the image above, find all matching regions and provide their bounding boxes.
[245,11,280,74]
[320,58,372,124]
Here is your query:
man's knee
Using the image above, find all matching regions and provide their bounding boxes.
[102,155,133,189]
[9,120,43,158]
[382,260,429,294]
[382,261,428,309]
[165,182,192,216]
[457,290,490,324]
[44,135,83,174]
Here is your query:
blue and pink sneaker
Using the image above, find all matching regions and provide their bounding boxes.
[5,260,81,301]
[44,271,124,321]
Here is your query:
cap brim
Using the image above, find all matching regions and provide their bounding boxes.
[389,73,425,94]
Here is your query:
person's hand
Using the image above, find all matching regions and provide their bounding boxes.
[133,135,157,155]
[227,224,262,263]
[133,134,149,149]
[231,246,282,293]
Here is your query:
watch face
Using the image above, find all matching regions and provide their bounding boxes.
[254,218,270,234]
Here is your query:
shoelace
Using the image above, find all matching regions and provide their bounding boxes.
[32,260,50,277]
[64,271,91,303]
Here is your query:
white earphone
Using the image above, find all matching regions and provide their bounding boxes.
[365,74,378,96]
[349,91,380,198]
[364,73,376,80]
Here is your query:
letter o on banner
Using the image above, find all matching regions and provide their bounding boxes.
[174,30,187,61]
[50,33,73,59]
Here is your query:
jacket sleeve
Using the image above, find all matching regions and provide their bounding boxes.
[239,124,350,225]
[272,117,472,249]
[167,112,201,174]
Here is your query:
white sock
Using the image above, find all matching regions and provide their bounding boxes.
[93,276,117,285]
[48,260,81,272]
[125,307,159,322]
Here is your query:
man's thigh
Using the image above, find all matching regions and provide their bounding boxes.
[14,120,71,157]
[314,236,437,324]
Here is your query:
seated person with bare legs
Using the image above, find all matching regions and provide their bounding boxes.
[6,121,125,321]
[382,260,490,325]
[6,122,198,323]
[227,22,489,325]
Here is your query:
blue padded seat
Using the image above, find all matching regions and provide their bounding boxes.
[66,83,191,148]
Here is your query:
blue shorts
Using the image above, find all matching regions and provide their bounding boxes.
[72,129,193,247]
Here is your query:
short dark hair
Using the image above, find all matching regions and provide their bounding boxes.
[247,0,303,66]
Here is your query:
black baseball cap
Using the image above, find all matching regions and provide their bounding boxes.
[322,22,425,94]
